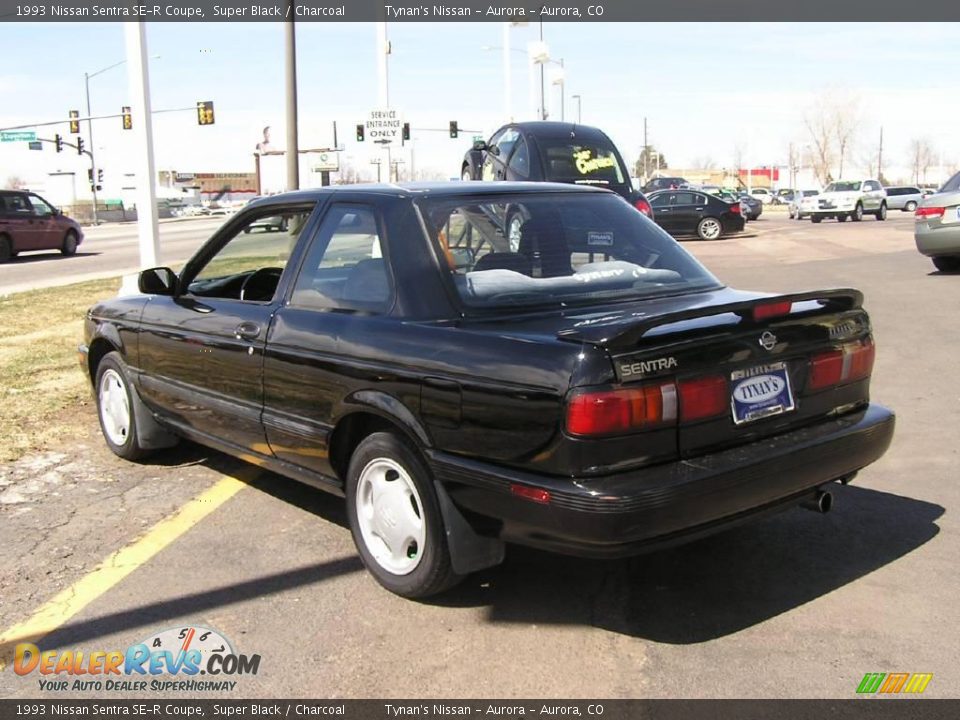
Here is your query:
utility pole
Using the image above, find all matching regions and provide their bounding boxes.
[284,5,299,191]
[877,126,884,183]
[643,117,648,180]
[538,21,546,120]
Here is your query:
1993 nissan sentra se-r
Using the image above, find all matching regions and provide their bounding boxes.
[79,183,895,598]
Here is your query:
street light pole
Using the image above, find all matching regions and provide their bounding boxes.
[572,94,581,124]
[83,72,100,225]
[284,7,299,191]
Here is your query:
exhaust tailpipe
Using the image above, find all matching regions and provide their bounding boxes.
[801,489,833,514]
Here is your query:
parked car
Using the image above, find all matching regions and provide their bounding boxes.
[810,179,887,223]
[914,170,960,272]
[642,176,689,193]
[0,190,83,262]
[773,189,795,205]
[789,190,821,220]
[749,188,774,204]
[461,122,653,228]
[737,192,764,221]
[884,186,925,212]
[80,182,894,598]
[648,188,745,239]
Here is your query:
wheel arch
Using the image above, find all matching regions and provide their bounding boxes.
[87,334,122,386]
[328,390,433,481]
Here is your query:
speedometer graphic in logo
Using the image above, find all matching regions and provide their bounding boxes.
[139,626,233,670]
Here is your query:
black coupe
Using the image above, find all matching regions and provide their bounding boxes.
[81,183,894,598]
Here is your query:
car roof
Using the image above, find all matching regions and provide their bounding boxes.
[247,182,611,208]
[504,121,613,142]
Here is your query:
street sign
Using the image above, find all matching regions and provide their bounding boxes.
[311,151,340,172]
[28,141,42,151]
[365,108,403,143]
[1,130,37,143]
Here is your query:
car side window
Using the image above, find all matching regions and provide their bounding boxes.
[507,136,530,177]
[27,194,54,216]
[650,193,671,208]
[494,128,520,159]
[290,205,391,312]
[673,192,697,205]
[3,194,31,214]
[185,205,315,302]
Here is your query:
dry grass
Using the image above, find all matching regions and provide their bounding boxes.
[0,277,121,462]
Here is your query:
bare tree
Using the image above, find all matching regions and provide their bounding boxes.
[834,99,860,179]
[803,91,861,184]
[691,156,717,170]
[908,138,936,184]
[4,175,26,190]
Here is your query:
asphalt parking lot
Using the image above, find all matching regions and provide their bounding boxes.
[1,210,957,699]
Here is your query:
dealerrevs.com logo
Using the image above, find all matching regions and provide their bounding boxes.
[856,672,933,696]
[13,626,261,693]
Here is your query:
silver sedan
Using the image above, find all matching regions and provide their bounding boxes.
[915,171,960,272]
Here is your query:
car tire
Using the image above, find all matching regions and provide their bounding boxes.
[838,214,847,223]
[61,230,78,256]
[697,217,723,240]
[345,431,461,598]
[461,166,473,182]
[852,203,863,222]
[94,352,150,461]
[0,234,12,263]
[876,202,887,221]
[905,201,917,212]
[505,210,526,252]
[932,256,960,273]
[811,215,822,224]
[243,227,251,234]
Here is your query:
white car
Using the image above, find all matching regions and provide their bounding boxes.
[749,188,774,204]
[810,179,887,223]
[789,189,820,220]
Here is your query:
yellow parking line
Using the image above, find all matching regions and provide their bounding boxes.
[0,473,250,668]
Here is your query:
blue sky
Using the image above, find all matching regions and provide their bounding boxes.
[1,21,958,188]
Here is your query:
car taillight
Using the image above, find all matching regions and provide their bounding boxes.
[678,375,728,422]
[634,198,653,217]
[808,339,875,391]
[752,301,792,321]
[915,206,945,221]
[729,202,741,214]
[566,383,676,436]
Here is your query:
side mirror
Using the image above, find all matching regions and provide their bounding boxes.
[473,140,488,152]
[139,267,178,296]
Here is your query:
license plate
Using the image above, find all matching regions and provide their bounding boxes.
[730,362,796,425]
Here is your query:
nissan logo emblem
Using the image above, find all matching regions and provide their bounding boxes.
[759,331,778,351]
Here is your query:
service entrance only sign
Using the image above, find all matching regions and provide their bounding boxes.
[365,109,403,143]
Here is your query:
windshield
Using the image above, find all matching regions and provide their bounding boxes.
[825,181,861,192]
[418,193,720,310]
[803,190,819,197]
[537,139,627,186]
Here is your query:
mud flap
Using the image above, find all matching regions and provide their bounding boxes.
[128,375,180,450]
[434,480,505,575]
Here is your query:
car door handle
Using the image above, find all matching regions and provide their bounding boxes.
[234,322,261,341]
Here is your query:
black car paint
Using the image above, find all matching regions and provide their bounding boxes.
[81,183,894,565]
[647,189,746,237]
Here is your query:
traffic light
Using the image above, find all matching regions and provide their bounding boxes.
[69,110,80,134]
[356,124,365,142]
[449,120,458,139]
[97,169,103,183]
[88,169,94,183]
[402,123,410,141]
[77,137,84,155]
[121,106,132,130]
[196,101,215,126]
[54,134,63,153]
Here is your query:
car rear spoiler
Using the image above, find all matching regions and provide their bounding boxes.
[556,288,864,351]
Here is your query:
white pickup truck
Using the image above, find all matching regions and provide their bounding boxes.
[810,179,887,223]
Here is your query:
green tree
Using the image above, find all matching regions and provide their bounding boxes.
[635,146,668,178]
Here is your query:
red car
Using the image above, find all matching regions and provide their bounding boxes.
[0,190,84,262]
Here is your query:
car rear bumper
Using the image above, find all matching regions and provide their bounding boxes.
[915,223,960,257]
[430,404,895,558]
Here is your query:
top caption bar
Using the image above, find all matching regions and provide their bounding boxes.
[0,0,954,22]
